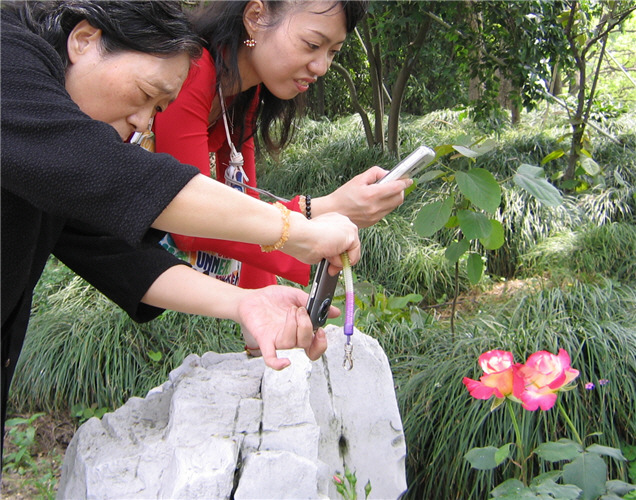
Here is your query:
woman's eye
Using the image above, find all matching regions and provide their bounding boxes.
[306,41,319,50]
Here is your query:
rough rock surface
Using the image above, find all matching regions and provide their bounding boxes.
[57,326,407,499]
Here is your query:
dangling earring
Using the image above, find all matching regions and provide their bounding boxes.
[244,34,256,48]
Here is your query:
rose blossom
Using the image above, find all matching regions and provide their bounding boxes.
[515,349,579,411]
[463,350,522,400]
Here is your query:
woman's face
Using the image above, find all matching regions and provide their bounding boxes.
[64,21,190,140]
[242,1,348,99]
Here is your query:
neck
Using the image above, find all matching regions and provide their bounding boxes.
[234,45,261,93]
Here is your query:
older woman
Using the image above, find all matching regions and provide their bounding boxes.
[1,0,360,448]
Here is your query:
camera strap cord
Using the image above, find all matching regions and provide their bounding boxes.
[341,252,354,370]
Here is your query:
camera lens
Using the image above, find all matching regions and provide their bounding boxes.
[318,298,331,324]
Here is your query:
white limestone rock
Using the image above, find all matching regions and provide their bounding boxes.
[57,326,407,499]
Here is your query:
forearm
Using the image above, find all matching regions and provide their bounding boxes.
[153,174,290,244]
[152,174,360,266]
[140,264,247,321]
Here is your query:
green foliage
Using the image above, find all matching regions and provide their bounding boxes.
[12,104,635,497]
[2,413,46,473]
[71,403,110,425]
[333,468,371,500]
[521,222,636,282]
[411,135,562,292]
[9,273,243,413]
[465,406,635,499]
[398,279,636,499]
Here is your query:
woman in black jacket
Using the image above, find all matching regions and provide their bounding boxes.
[1,0,360,447]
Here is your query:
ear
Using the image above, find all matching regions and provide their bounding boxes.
[67,19,102,64]
[243,0,265,35]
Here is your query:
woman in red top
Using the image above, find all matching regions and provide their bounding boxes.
[154,0,412,289]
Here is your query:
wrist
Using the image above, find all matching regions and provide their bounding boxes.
[260,202,290,252]
[283,211,316,263]
[308,194,332,218]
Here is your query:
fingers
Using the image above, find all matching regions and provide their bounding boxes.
[259,341,291,371]
[258,306,330,369]
[260,306,295,370]
[327,304,341,319]
[306,328,328,361]
[363,165,389,182]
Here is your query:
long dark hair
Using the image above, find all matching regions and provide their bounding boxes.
[190,1,368,156]
[11,0,202,68]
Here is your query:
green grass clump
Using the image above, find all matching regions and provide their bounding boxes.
[9,273,243,413]
[521,221,636,282]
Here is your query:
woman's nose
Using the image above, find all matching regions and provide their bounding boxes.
[308,54,330,77]
[129,107,155,133]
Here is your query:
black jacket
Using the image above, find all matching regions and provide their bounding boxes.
[1,9,200,426]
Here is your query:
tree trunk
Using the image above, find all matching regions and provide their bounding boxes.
[387,12,432,155]
[314,78,325,117]
[331,62,374,148]
[360,18,385,149]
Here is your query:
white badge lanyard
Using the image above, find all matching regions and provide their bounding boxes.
[218,86,289,203]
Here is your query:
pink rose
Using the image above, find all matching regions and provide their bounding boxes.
[463,350,522,400]
[515,349,579,411]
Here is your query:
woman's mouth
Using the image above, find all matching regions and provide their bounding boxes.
[294,79,312,92]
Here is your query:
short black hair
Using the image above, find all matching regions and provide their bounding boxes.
[11,0,202,68]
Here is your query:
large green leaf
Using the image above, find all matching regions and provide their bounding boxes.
[489,479,533,498]
[494,443,513,465]
[605,480,636,496]
[453,144,481,158]
[533,479,581,499]
[414,196,453,237]
[455,168,501,213]
[387,293,423,309]
[416,170,445,184]
[513,164,563,207]
[562,453,607,500]
[445,238,470,264]
[467,252,483,284]
[465,446,501,470]
[541,148,565,164]
[480,220,505,250]
[580,156,601,176]
[535,439,583,462]
[452,139,497,158]
[586,444,627,462]
[457,210,492,240]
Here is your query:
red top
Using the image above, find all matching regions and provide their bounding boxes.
[154,49,310,288]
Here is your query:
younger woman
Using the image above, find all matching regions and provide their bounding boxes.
[153,0,411,289]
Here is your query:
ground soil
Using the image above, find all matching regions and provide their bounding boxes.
[1,412,75,499]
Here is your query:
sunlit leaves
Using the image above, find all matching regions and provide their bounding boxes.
[467,253,484,284]
[414,196,454,238]
[480,220,505,250]
[457,210,492,240]
[455,168,502,213]
[445,239,470,264]
[514,164,564,207]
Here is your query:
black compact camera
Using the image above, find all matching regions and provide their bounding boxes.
[306,259,340,331]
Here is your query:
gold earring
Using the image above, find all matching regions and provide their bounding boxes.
[244,35,256,48]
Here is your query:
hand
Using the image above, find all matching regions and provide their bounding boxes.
[284,211,361,268]
[315,166,413,228]
[237,285,339,370]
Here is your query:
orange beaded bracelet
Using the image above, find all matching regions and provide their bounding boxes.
[260,202,291,253]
